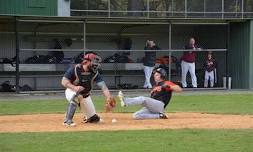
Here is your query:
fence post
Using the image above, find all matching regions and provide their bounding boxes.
[15,17,20,93]
[223,76,227,89]
[228,77,232,89]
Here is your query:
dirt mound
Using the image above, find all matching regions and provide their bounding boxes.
[0,112,252,133]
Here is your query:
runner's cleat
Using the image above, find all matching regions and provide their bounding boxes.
[118,91,126,107]
[159,113,168,119]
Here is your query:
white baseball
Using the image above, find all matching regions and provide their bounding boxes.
[111,118,117,123]
[100,118,104,123]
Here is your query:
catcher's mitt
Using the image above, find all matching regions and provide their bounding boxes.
[105,97,116,112]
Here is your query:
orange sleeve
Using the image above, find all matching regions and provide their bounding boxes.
[164,81,176,86]
[164,81,176,91]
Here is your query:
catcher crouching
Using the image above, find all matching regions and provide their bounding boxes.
[61,52,115,127]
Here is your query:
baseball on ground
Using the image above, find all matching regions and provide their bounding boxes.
[100,118,104,123]
[111,118,117,123]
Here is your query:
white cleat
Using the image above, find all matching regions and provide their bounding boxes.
[118,91,126,107]
[63,122,76,127]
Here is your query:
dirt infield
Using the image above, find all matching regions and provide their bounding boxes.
[0,112,253,133]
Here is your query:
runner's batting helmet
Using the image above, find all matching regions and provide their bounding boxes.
[154,68,167,79]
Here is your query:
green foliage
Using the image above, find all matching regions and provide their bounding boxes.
[0,129,252,152]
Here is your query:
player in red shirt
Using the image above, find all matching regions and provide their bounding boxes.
[118,68,182,119]
[181,37,201,88]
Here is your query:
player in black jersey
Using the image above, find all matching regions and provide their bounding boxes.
[118,68,182,119]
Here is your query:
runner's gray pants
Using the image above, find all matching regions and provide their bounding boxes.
[124,96,165,119]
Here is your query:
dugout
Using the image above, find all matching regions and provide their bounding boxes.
[0,16,252,92]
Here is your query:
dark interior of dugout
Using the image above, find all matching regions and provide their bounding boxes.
[170,24,228,88]
[0,19,230,91]
[85,23,228,88]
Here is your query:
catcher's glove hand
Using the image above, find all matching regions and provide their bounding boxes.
[105,97,116,112]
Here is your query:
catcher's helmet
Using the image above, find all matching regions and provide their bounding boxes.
[83,53,97,61]
[83,53,102,72]
[154,68,167,79]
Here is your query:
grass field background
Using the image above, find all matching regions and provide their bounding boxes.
[0,129,252,152]
[0,93,253,152]
[0,94,252,115]
[0,129,253,152]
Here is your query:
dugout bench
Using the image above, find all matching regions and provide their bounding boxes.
[0,63,146,90]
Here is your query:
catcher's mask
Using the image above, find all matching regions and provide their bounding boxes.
[83,53,102,73]
[154,68,167,79]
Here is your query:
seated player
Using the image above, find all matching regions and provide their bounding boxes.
[118,68,182,119]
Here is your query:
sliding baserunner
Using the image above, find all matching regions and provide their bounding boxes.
[118,68,182,119]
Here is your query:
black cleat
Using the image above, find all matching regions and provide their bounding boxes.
[84,114,100,123]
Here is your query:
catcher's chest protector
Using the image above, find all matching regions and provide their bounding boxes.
[74,64,98,95]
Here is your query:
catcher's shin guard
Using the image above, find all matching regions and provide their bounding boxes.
[64,102,77,124]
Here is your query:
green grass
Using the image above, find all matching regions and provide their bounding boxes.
[0,129,252,152]
[0,94,253,115]
[168,94,253,114]
[0,94,252,152]
[0,99,66,115]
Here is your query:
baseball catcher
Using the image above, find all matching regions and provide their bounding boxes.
[118,68,182,119]
[61,52,115,126]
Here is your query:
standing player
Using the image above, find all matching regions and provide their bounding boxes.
[181,37,201,88]
[118,68,182,119]
[143,39,160,89]
[204,52,216,88]
[61,52,114,126]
